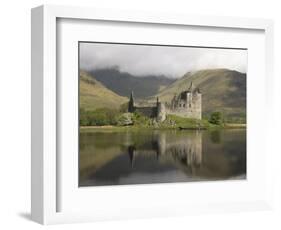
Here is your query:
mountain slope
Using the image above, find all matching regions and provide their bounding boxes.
[89,67,175,99]
[152,69,246,117]
[80,71,128,111]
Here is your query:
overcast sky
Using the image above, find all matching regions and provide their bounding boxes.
[80,42,247,78]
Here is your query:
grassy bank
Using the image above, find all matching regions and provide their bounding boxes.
[80,124,246,133]
[80,108,246,131]
[224,123,247,129]
[80,117,246,132]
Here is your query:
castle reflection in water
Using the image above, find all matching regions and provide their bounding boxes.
[127,131,202,171]
[79,129,246,186]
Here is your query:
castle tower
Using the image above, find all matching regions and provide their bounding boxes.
[186,82,194,108]
[187,81,194,92]
[156,97,166,122]
[192,88,202,119]
[128,91,135,113]
[171,94,177,109]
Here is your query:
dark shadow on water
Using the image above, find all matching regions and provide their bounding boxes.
[210,130,221,143]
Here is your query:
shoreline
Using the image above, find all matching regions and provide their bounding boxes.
[80,124,247,131]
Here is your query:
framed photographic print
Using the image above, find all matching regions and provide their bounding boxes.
[31,5,274,224]
[78,42,247,187]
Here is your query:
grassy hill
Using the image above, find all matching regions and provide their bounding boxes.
[151,69,246,119]
[80,68,246,121]
[90,67,175,99]
[80,71,128,111]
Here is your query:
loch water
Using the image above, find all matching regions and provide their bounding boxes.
[79,129,246,186]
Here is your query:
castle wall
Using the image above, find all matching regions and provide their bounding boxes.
[128,84,202,121]
[166,108,201,119]
[134,106,157,118]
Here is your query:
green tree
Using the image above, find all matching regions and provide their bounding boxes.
[79,108,90,126]
[209,112,223,125]
[79,108,121,126]
[132,112,150,126]
[117,113,133,126]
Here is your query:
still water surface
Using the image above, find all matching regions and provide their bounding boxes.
[79,129,246,186]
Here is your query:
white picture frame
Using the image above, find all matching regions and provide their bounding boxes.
[31,5,274,225]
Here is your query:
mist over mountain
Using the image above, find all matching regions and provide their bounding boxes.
[80,42,247,76]
[89,67,175,99]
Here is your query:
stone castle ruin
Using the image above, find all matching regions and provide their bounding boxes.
[128,82,202,121]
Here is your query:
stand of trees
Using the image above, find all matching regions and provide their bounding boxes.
[80,108,246,127]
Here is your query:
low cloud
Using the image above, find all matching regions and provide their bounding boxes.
[80,42,247,78]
